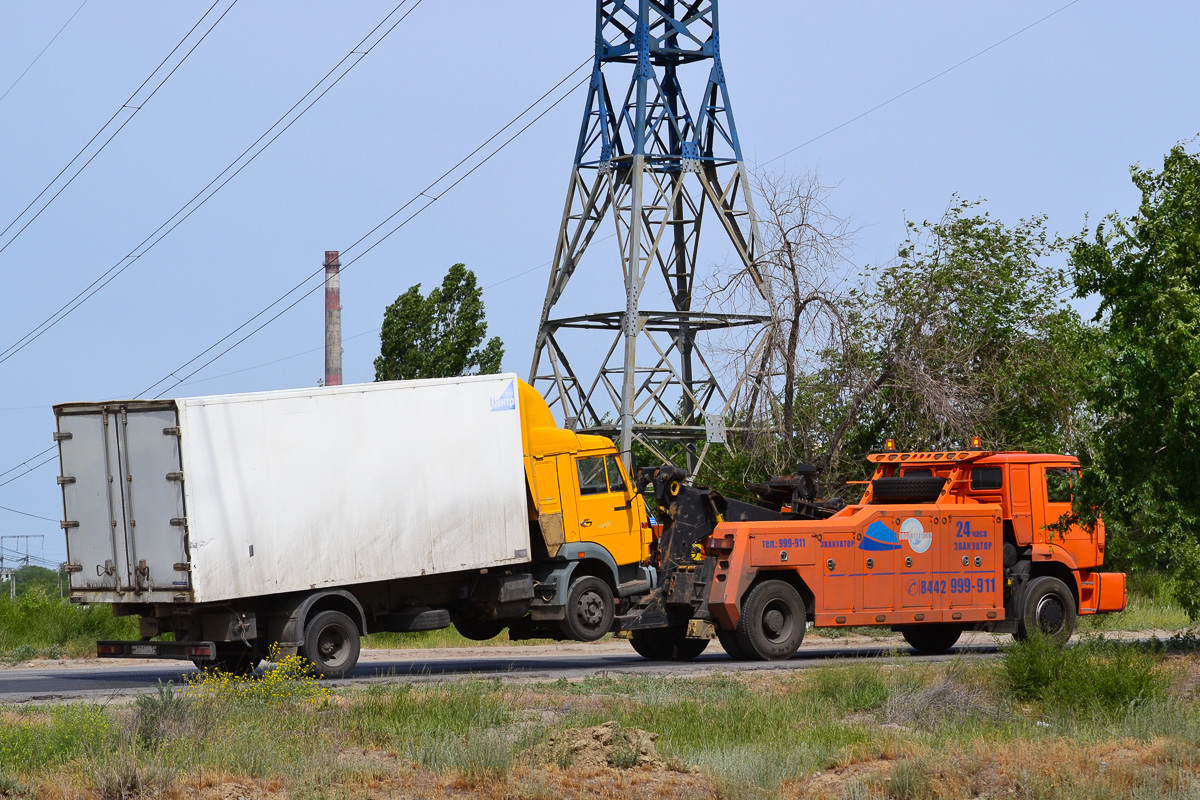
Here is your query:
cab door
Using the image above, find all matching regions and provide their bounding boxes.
[570,454,641,566]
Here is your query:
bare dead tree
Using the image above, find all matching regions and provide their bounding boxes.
[703,169,855,473]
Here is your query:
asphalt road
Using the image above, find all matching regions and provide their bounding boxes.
[0,633,1009,704]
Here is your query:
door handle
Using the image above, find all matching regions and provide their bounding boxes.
[581,519,592,527]
[614,503,629,511]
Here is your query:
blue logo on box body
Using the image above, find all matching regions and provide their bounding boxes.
[859,520,902,551]
[490,381,516,412]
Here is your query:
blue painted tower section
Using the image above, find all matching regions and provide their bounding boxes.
[531,0,771,472]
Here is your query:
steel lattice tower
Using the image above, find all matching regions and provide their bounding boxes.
[529,0,771,471]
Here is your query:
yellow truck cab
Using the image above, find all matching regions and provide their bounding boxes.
[513,381,653,640]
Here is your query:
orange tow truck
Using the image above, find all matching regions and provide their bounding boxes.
[620,443,1128,661]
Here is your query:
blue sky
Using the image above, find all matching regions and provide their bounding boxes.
[1,1,1195,567]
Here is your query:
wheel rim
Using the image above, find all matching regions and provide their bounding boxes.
[575,588,605,630]
[317,625,349,667]
[1034,594,1065,633]
[759,599,794,644]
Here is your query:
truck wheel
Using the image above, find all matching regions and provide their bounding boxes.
[717,630,751,661]
[452,618,506,641]
[300,610,361,679]
[628,628,709,661]
[391,607,451,632]
[1015,576,1076,644]
[900,624,962,654]
[735,580,806,661]
[558,576,614,642]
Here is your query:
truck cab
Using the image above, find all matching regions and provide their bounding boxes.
[514,382,652,640]
[876,449,1123,621]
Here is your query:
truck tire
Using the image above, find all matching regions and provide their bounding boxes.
[452,618,506,642]
[628,628,709,661]
[1015,575,1076,644]
[735,580,806,661]
[716,630,751,661]
[558,576,614,642]
[899,624,962,654]
[391,607,451,632]
[300,610,361,679]
[870,476,946,504]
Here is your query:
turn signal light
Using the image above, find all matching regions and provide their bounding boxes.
[185,645,213,659]
[97,644,123,655]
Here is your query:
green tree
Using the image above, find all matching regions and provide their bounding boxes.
[9,565,62,598]
[701,197,1097,505]
[1068,142,1200,617]
[374,263,504,381]
[824,200,1096,479]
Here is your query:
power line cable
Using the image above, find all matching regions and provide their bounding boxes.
[0,0,238,258]
[0,450,57,491]
[0,504,57,523]
[0,0,425,368]
[143,62,590,399]
[0,0,91,105]
[760,0,1083,166]
[0,6,569,490]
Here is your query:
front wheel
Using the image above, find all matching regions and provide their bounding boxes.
[300,610,361,679]
[900,624,962,654]
[1015,576,1076,644]
[558,576,614,642]
[735,580,806,661]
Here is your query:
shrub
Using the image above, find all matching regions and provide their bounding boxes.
[1003,633,1165,712]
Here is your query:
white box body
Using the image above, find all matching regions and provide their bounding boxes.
[55,374,530,604]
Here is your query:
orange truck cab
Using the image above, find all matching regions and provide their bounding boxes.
[619,447,1127,662]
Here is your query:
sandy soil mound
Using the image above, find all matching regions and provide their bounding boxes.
[528,722,672,770]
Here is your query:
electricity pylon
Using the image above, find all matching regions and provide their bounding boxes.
[529,0,772,472]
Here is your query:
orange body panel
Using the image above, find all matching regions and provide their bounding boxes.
[707,448,1125,630]
[709,503,1004,629]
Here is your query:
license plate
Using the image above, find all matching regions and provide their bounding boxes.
[131,645,157,656]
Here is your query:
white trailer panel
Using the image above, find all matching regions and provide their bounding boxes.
[57,374,530,604]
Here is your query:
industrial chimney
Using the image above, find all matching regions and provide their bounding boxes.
[324,250,342,387]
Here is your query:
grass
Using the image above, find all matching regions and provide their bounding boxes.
[0,587,137,662]
[3,637,1197,799]
[1079,571,1191,632]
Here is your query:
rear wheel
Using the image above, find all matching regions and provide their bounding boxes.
[300,610,361,679]
[1015,576,1076,644]
[717,630,751,661]
[558,576,614,642]
[900,624,962,654]
[735,580,806,661]
[628,628,709,661]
